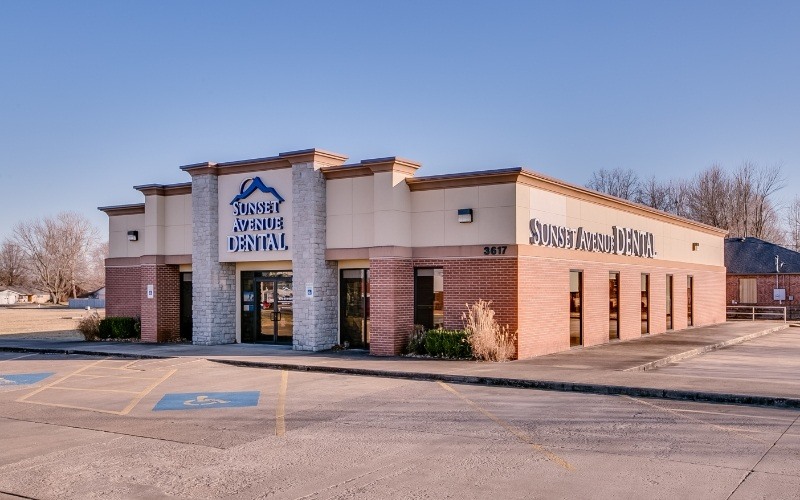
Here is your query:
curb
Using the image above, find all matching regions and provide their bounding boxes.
[4,337,800,410]
[623,323,791,372]
[209,358,800,410]
[0,346,170,360]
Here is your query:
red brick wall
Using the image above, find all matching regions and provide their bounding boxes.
[105,266,141,319]
[368,256,518,356]
[726,274,800,307]
[140,264,181,342]
[369,258,414,356]
[517,257,726,359]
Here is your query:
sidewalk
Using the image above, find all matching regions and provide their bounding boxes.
[1,321,797,408]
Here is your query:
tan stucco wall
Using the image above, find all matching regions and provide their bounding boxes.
[108,213,146,258]
[518,184,723,267]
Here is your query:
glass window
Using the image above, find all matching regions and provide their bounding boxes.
[609,272,620,340]
[666,274,673,330]
[570,270,583,347]
[415,268,444,330]
[739,278,757,304]
[687,276,694,327]
[641,274,650,335]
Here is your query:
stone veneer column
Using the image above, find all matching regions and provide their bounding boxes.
[291,162,338,351]
[191,173,236,345]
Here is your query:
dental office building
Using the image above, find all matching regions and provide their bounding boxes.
[100,148,727,359]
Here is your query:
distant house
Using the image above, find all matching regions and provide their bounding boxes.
[0,288,21,305]
[79,287,106,300]
[725,237,800,318]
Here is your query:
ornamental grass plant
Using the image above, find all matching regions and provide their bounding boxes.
[462,300,517,362]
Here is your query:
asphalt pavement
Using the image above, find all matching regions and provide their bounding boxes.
[0,320,798,408]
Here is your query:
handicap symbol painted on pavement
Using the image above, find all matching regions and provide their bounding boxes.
[0,373,54,386]
[153,391,260,411]
[184,395,230,406]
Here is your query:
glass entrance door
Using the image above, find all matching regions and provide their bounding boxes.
[340,269,369,348]
[257,278,293,343]
[241,271,292,344]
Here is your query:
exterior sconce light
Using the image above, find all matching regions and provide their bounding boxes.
[127,231,139,242]
[458,208,473,223]
[692,242,699,251]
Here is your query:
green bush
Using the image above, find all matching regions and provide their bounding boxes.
[98,317,140,340]
[423,329,472,359]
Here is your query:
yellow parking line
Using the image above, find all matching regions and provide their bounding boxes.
[0,353,36,364]
[118,368,177,416]
[276,370,288,437]
[438,382,574,471]
[624,396,767,443]
[45,387,142,394]
[20,400,128,415]
[70,373,165,381]
[17,359,106,403]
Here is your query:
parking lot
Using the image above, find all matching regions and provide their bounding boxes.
[1,352,799,499]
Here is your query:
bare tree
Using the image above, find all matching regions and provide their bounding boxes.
[687,164,732,230]
[0,240,28,287]
[785,196,800,252]
[585,162,790,244]
[586,168,640,201]
[750,163,785,239]
[12,212,100,303]
[636,176,672,212]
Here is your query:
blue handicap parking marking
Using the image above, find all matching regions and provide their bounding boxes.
[153,391,260,411]
[0,372,54,386]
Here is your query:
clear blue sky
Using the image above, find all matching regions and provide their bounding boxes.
[1,0,798,241]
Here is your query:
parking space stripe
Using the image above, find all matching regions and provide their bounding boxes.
[16,359,105,403]
[276,370,288,437]
[118,368,177,416]
[624,396,768,443]
[437,382,574,471]
[70,373,166,381]
[45,387,142,394]
[0,353,36,364]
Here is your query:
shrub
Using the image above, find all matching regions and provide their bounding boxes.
[98,317,140,340]
[77,312,101,341]
[462,300,517,362]
[424,328,472,359]
[406,324,427,355]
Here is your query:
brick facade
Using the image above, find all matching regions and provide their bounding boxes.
[369,258,414,356]
[369,256,518,356]
[139,264,181,342]
[105,265,141,319]
[516,256,725,359]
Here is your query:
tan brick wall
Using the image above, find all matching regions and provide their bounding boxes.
[105,266,141,319]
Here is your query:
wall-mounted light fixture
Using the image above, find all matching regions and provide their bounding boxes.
[692,242,699,251]
[458,208,473,223]
[127,230,139,242]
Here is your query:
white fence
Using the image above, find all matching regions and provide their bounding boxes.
[726,306,787,322]
[68,298,105,309]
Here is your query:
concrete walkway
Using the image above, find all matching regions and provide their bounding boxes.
[1,321,798,408]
